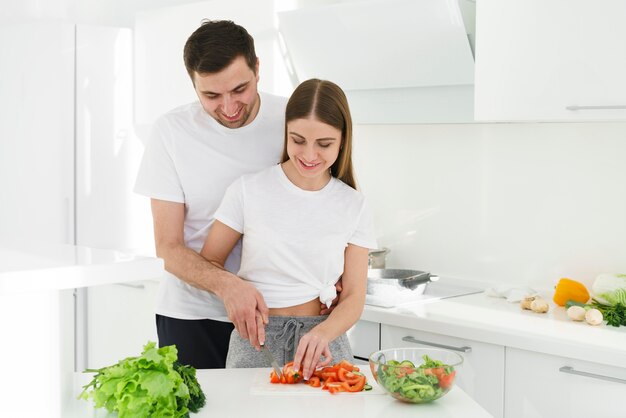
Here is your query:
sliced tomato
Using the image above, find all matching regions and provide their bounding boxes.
[335,359,358,372]
[395,366,414,378]
[438,370,456,389]
[337,368,363,385]
[321,376,337,390]
[270,359,367,393]
[339,375,366,392]
[320,371,338,381]
[326,382,345,394]
[269,371,280,384]
[282,361,304,384]
[424,367,446,379]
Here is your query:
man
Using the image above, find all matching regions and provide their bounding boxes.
[135,20,341,369]
[134,20,287,368]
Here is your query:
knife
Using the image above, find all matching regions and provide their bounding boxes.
[260,344,283,379]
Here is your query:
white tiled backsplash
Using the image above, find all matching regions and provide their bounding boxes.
[353,122,626,289]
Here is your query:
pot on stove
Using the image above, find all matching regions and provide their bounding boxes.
[368,247,390,269]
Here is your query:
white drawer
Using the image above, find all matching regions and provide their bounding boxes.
[505,347,626,418]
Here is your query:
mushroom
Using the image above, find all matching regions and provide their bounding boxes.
[585,308,603,326]
[566,305,587,321]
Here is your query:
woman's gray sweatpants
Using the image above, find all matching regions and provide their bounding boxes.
[225,315,355,368]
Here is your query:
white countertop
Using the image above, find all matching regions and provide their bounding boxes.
[361,290,626,368]
[0,243,164,292]
[64,368,493,418]
[0,243,166,418]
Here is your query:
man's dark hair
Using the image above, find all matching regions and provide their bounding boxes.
[183,20,257,80]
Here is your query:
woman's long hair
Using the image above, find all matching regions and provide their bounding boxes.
[280,79,356,189]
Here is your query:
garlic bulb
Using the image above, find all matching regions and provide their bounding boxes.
[520,296,536,310]
[530,298,549,313]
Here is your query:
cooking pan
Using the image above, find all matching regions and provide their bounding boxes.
[367,268,439,293]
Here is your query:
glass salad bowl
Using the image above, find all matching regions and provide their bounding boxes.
[369,347,463,403]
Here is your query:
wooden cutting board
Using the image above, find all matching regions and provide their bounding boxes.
[250,367,386,396]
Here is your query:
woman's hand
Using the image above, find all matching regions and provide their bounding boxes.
[292,329,333,380]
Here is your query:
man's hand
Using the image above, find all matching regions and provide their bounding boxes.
[197,219,269,349]
[220,276,269,350]
[319,278,343,315]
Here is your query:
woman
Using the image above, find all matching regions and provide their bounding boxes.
[200,79,377,380]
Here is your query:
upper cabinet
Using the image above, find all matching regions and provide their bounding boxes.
[0,22,75,245]
[278,0,476,124]
[475,0,626,122]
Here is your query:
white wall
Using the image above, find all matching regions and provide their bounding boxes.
[353,122,626,289]
[134,0,291,130]
[0,0,201,26]
[5,0,623,292]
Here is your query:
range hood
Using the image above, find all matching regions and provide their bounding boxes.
[277,0,475,123]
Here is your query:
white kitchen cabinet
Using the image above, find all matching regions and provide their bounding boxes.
[347,320,381,364]
[0,22,75,245]
[381,324,505,418]
[1,22,156,372]
[74,23,157,369]
[87,280,160,368]
[505,347,626,418]
[475,0,626,121]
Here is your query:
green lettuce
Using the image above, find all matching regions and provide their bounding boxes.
[79,341,203,418]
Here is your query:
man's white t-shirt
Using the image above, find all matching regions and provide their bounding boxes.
[134,92,287,321]
[214,164,378,309]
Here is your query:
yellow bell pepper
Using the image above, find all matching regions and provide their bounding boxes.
[553,278,590,306]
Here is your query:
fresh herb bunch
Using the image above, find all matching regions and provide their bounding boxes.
[174,362,206,413]
[591,301,626,327]
[79,341,205,418]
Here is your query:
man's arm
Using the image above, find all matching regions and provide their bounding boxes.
[151,198,268,347]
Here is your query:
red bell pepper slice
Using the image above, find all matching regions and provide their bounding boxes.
[307,376,321,387]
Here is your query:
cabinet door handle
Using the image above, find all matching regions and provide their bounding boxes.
[566,105,626,111]
[559,366,626,385]
[401,336,472,353]
[115,282,145,289]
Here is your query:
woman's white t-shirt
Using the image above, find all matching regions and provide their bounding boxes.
[214,164,378,308]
